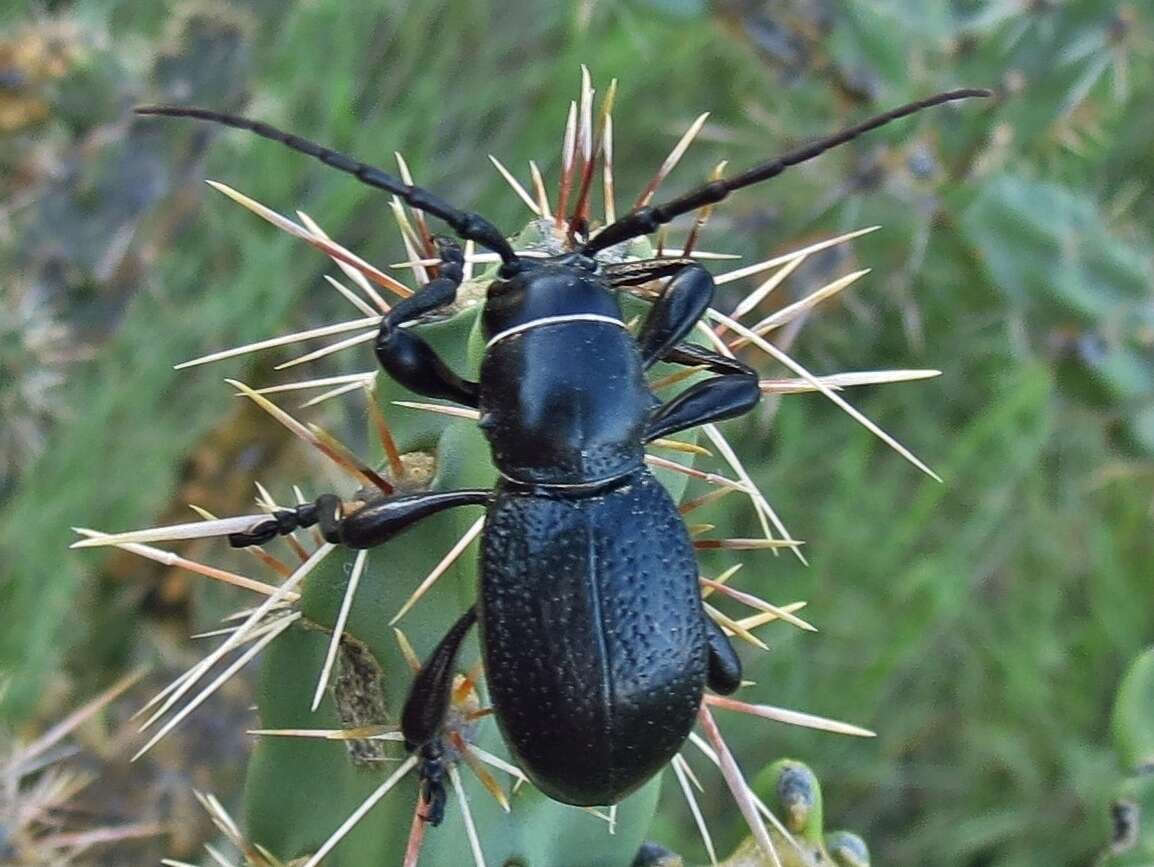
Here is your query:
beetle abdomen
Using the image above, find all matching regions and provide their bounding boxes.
[479,469,706,806]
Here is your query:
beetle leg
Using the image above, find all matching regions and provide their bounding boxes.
[402,606,478,825]
[636,263,716,369]
[376,325,479,406]
[326,489,489,549]
[645,372,760,441]
[402,606,478,749]
[382,237,465,328]
[602,256,695,288]
[704,614,742,695]
[376,237,481,406]
[227,490,488,549]
[417,741,449,825]
[226,497,329,547]
[664,341,757,377]
[645,324,761,440]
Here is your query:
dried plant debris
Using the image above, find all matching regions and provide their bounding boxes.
[0,672,172,864]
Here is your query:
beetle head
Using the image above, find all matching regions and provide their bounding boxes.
[481,258,622,342]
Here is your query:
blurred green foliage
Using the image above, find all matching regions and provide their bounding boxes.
[2,0,1153,865]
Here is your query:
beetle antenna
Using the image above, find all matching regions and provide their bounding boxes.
[134,106,519,266]
[582,88,992,255]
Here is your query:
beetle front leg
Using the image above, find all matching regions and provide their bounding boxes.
[646,336,761,441]
[664,341,756,377]
[401,606,478,825]
[630,260,750,376]
[376,326,479,406]
[645,372,760,441]
[381,236,465,328]
[227,489,488,549]
[376,236,480,406]
[636,262,716,368]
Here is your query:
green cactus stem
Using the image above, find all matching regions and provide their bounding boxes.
[1099,648,1154,865]
[706,759,869,867]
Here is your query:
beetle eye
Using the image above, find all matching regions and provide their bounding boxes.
[496,259,524,278]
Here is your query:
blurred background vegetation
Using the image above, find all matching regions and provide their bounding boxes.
[1,0,1153,864]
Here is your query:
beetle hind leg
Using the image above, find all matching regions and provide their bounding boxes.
[705,615,742,695]
[402,606,477,748]
[401,607,478,822]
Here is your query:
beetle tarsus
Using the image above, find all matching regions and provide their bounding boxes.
[665,342,757,378]
[231,489,488,550]
[227,496,336,548]
[382,237,465,329]
[603,257,697,288]
[417,741,448,826]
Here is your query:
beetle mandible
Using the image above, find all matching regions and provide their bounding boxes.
[136,87,989,823]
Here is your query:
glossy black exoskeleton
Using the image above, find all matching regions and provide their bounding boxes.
[136,86,988,822]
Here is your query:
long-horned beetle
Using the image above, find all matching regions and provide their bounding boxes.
[132,87,989,823]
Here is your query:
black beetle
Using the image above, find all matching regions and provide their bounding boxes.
[135,87,988,823]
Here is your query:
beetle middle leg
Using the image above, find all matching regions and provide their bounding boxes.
[633,262,762,437]
[401,606,478,825]
[227,489,488,549]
